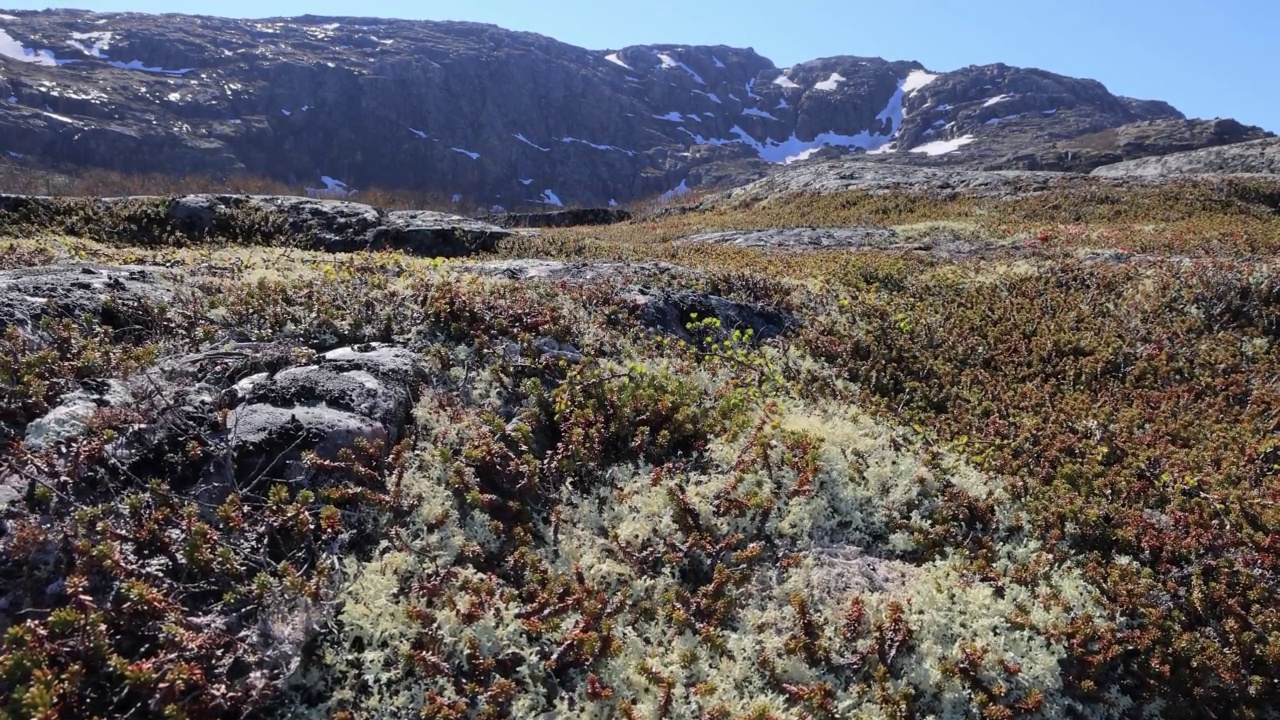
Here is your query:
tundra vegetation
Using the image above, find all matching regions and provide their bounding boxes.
[1,176,1278,719]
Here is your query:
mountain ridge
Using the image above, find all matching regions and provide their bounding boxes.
[0,9,1271,207]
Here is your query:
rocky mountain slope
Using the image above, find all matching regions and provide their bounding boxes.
[0,9,1271,207]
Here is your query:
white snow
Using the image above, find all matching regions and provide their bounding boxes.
[729,125,897,164]
[520,178,534,185]
[983,94,1013,107]
[653,111,684,122]
[773,72,800,89]
[741,107,778,120]
[107,59,194,75]
[8,151,23,158]
[604,52,631,69]
[167,92,183,102]
[686,114,701,122]
[0,14,18,20]
[656,51,705,84]
[0,29,66,66]
[451,194,462,203]
[409,127,428,139]
[676,127,734,146]
[813,72,846,92]
[306,176,355,198]
[321,22,341,30]
[68,31,112,59]
[540,189,564,207]
[776,96,789,109]
[660,178,690,202]
[513,132,550,151]
[909,135,976,156]
[228,118,242,124]
[280,109,291,116]
[985,113,1021,125]
[1043,108,1058,115]
[692,89,721,103]
[491,204,505,213]
[561,136,635,156]
[608,198,618,207]
[40,110,76,123]
[902,69,939,95]
[451,147,480,160]
[713,55,725,68]
[6,95,16,103]
[745,78,762,100]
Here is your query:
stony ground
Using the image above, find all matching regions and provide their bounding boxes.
[1,176,1279,719]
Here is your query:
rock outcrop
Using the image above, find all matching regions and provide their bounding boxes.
[1090,137,1280,177]
[0,193,512,253]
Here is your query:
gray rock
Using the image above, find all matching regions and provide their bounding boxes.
[225,403,389,479]
[0,195,511,257]
[458,259,693,284]
[23,380,132,452]
[219,343,427,483]
[482,207,633,228]
[624,288,798,343]
[0,263,172,340]
[681,227,898,250]
[1090,137,1280,177]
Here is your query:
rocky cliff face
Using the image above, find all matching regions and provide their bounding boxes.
[0,9,1270,207]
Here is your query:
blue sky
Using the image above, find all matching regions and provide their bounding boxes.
[5,0,1276,131]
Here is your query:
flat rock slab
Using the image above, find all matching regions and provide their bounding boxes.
[681,227,899,250]
[1091,137,1280,177]
[457,259,695,284]
[481,207,633,229]
[0,263,173,340]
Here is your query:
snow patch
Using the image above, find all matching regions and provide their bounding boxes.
[280,109,291,116]
[772,72,800,89]
[985,113,1021,125]
[40,110,76,124]
[68,31,112,59]
[653,111,684,122]
[540,189,564,207]
[902,69,939,95]
[608,198,618,207]
[1042,108,1058,115]
[0,14,18,20]
[713,55,725,68]
[910,135,976,156]
[307,176,355,198]
[745,78,762,100]
[656,51,705,84]
[451,147,480,160]
[520,178,534,185]
[604,52,631,69]
[513,132,550,151]
[107,59,194,75]
[731,125,896,164]
[0,29,68,66]
[561,136,636,156]
[813,72,846,92]
[692,89,722,103]
[742,107,778,120]
[660,178,690,202]
[776,96,789,109]
[983,94,1013,107]
[409,127,428,139]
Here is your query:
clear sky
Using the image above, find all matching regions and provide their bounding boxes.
[5,0,1276,131]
